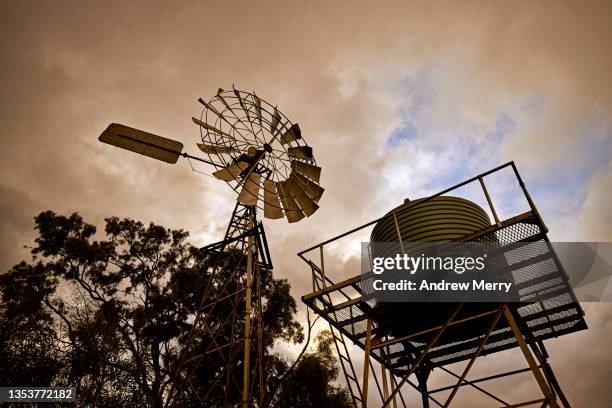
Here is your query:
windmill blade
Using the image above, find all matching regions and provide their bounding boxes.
[219,89,255,134]
[293,171,324,202]
[99,123,183,164]
[233,87,251,122]
[253,92,263,127]
[277,181,305,223]
[280,123,302,145]
[287,146,314,161]
[212,161,249,181]
[198,97,224,118]
[192,117,235,139]
[290,160,321,183]
[286,175,320,217]
[198,97,252,139]
[216,89,237,116]
[197,143,239,154]
[237,171,261,206]
[270,107,281,133]
[263,179,284,219]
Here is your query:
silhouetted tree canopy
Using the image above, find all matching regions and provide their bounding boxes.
[273,331,353,408]
[0,211,351,407]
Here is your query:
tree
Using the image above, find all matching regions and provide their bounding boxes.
[273,331,353,408]
[0,211,350,407]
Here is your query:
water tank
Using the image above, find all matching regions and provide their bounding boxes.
[371,196,491,244]
[370,196,502,345]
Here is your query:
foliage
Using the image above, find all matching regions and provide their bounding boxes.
[272,331,353,408]
[0,211,348,407]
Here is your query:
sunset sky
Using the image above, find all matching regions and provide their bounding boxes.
[1,1,610,406]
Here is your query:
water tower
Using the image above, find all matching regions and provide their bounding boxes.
[300,162,586,407]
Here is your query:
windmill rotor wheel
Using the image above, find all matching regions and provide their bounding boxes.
[194,88,324,223]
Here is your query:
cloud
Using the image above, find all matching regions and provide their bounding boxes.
[0,0,610,405]
[0,185,41,272]
[577,161,612,241]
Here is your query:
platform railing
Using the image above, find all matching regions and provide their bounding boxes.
[300,161,545,300]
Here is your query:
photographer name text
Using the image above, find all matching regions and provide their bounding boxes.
[372,279,513,293]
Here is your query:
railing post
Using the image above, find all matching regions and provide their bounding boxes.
[478,176,500,226]
[510,162,548,232]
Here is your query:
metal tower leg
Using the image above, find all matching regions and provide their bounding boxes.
[511,309,572,408]
[415,368,430,408]
[503,305,559,408]
[536,341,571,408]
[242,211,254,407]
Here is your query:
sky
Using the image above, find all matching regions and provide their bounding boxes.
[0,1,611,406]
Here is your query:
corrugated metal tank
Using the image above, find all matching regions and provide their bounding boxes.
[371,196,491,244]
[371,196,500,345]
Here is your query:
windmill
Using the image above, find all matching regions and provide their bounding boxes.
[98,87,324,406]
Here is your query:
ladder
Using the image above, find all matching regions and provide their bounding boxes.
[310,261,364,408]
